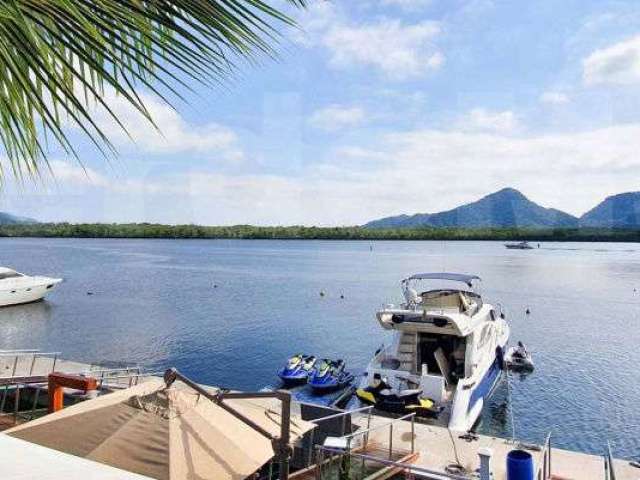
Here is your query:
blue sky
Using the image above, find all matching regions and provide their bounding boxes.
[4,0,640,225]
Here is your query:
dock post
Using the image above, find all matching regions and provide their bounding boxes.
[478,447,493,480]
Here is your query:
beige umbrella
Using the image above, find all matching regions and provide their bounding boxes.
[6,377,315,480]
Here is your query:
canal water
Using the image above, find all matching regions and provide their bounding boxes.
[1,238,638,458]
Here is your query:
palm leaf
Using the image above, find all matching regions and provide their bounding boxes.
[0,0,306,183]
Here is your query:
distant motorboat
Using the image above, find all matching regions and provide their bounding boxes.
[0,267,62,307]
[505,241,534,250]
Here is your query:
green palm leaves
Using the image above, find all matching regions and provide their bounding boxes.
[0,0,305,182]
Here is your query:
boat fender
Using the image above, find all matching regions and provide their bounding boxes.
[496,346,505,369]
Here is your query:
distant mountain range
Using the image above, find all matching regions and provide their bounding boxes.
[0,212,37,225]
[365,188,640,229]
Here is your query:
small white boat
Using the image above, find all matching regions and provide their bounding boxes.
[504,342,534,371]
[505,241,534,250]
[0,267,62,307]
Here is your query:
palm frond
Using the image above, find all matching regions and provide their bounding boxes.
[0,0,306,183]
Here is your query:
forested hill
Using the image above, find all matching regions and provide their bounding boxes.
[0,222,638,242]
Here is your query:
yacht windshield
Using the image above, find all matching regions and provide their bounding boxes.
[0,271,22,280]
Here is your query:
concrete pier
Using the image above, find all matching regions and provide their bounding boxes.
[361,413,640,480]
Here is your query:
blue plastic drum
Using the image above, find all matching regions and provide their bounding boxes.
[506,449,534,480]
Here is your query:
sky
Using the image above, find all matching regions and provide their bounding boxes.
[3,0,640,226]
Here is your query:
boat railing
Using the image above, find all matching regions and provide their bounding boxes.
[536,433,552,480]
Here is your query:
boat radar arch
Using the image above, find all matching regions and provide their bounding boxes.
[402,272,481,287]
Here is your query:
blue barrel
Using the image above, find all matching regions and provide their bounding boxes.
[506,449,534,480]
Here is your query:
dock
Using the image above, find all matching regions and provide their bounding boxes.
[1,352,638,480]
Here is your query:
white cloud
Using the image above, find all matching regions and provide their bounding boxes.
[48,160,109,188]
[378,0,434,11]
[457,108,519,134]
[583,35,640,86]
[292,4,443,80]
[91,91,245,163]
[539,91,570,105]
[322,20,443,80]
[308,105,366,131]
[38,122,640,225]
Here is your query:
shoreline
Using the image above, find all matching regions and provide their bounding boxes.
[0,223,639,242]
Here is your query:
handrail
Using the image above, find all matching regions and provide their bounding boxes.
[536,433,552,480]
[310,405,373,423]
[606,442,617,480]
[343,412,416,440]
[0,351,60,357]
[319,447,470,480]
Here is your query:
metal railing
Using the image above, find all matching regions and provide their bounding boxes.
[0,350,61,424]
[292,403,374,471]
[313,412,418,480]
[85,366,146,389]
[604,442,617,480]
[318,448,472,480]
[536,434,552,480]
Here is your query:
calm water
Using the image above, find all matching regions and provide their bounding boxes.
[1,238,639,458]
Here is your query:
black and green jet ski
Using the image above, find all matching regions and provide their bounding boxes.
[356,374,442,417]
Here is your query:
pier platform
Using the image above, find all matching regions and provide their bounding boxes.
[360,414,639,480]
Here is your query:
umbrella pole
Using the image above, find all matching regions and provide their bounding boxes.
[164,369,292,480]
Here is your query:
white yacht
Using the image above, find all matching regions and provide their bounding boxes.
[359,272,509,432]
[0,267,62,307]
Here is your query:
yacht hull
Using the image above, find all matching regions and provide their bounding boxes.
[0,279,62,307]
[448,354,505,432]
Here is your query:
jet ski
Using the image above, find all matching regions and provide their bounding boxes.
[278,354,317,386]
[504,341,534,371]
[356,374,442,418]
[308,359,354,392]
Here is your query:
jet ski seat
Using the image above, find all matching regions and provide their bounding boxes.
[379,388,423,400]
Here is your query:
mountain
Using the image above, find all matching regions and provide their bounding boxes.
[0,212,37,225]
[580,192,640,228]
[365,188,579,229]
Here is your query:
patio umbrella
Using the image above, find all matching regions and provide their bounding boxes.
[6,378,314,480]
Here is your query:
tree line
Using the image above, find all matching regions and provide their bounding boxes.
[0,223,638,242]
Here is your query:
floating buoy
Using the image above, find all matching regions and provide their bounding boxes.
[320,290,325,297]
[525,307,531,315]
[213,284,218,289]
[340,294,344,299]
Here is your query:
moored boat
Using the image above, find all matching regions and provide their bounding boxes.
[360,272,509,431]
[0,267,62,307]
[505,241,534,250]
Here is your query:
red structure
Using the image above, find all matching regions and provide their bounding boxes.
[47,372,98,413]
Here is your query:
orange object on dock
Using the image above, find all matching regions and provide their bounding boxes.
[47,372,98,413]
